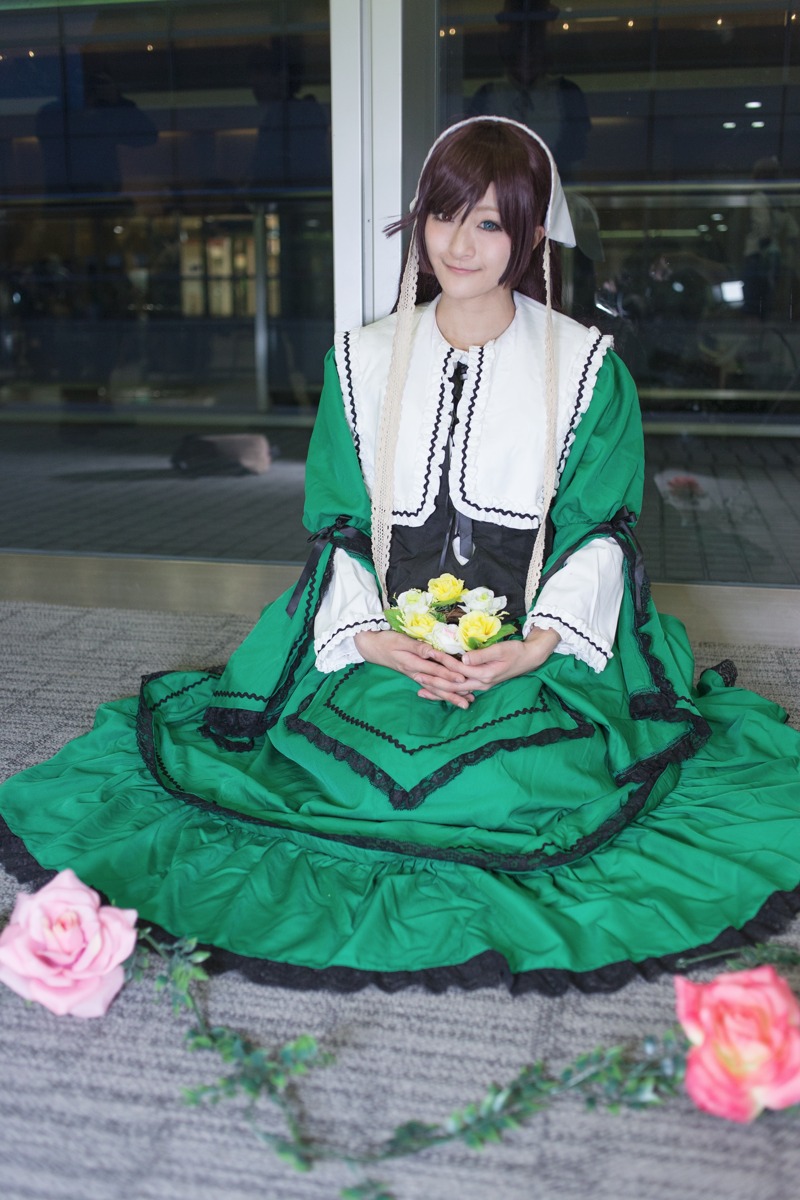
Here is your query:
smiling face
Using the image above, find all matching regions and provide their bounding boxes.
[386,120,561,311]
[423,184,514,307]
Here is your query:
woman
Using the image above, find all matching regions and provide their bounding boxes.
[1,118,798,993]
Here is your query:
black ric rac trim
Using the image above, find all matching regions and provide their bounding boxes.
[135,672,671,875]
[456,334,601,521]
[202,522,374,750]
[285,690,594,813]
[457,347,536,519]
[532,612,609,661]
[341,331,362,468]
[319,663,549,755]
[201,548,338,749]
[555,333,604,478]
[393,347,455,520]
[315,617,388,658]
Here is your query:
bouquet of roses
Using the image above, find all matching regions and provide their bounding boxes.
[385,573,516,655]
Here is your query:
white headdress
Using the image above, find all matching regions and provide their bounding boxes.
[371,115,576,612]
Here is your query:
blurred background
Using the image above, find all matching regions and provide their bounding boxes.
[0,0,798,588]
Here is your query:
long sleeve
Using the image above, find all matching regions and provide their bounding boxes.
[304,348,387,673]
[313,549,389,672]
[525,350,644,673]
[525,537,624,672]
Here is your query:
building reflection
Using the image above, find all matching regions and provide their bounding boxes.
[0,2,333,413]
[439,0,800,423]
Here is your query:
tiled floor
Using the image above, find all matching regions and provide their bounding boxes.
[638,435,800,585]
[1,421,799,585]
[0,422,311,564]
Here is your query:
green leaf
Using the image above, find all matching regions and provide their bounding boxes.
[341,1181,396,1200]
[385,609,406,634]
[274,1145,313,1172]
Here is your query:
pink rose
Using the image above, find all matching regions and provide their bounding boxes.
[0,869,137,1018]
[675,966,800,1123]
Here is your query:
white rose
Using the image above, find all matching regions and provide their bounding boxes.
[461,587,507,615]
[396,589,433,616]
[428,621,466,655]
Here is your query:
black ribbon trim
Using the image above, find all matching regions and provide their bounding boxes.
[592,507,647,616]
[286,516,372,617]
[538,505,646,616]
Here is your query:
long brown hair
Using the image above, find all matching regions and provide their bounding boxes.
[386,120,563,309]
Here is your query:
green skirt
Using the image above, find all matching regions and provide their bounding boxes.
[1,603,798,991]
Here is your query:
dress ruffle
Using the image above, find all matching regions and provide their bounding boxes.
[3,816,798,997]
[1,644,799,990]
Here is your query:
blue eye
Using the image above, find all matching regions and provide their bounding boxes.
[479,219,502,232]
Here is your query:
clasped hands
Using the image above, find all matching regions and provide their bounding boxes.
[353,627,561,710]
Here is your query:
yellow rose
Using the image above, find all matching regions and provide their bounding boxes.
[458,611,501,646]
[402,611,439,641]
[427,573,466,605]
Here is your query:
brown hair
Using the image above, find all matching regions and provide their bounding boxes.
[386,120,563,309]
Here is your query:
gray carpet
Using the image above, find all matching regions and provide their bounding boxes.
[1,601,799,1200]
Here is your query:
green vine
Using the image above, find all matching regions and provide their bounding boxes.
[133,929,710,1200]
[129,928,332,1173]
[4,916,798,1199]
[4,888,797,1200]
[677,944,800,972]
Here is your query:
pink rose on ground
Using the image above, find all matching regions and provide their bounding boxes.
[675,966,800,1123]
[0,869,137,1018]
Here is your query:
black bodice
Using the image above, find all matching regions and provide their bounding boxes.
[386,363,538,617]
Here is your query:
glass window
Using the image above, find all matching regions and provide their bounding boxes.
[435,1,800,587]
[0,0,332,417]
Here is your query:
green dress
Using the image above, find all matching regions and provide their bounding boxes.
[1,309,798,993]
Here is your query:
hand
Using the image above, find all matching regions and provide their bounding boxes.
[457,627,561,693]
[354,630,475,709]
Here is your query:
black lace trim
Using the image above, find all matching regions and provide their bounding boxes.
[201,549,337,750]
[203,522,376,751]
[133,680,639,871]
[285,690,595,812]
[136,677,666,873]
[534,514,712,788]
[615,534,714,761]
[264,532,375,722]
[393,346,454,520]
[711,659,738,688]
[615,720,709,788]
[211,883,800,997]
[530,611,609,661]
[3,818,798,997]
[198,708,263,752]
